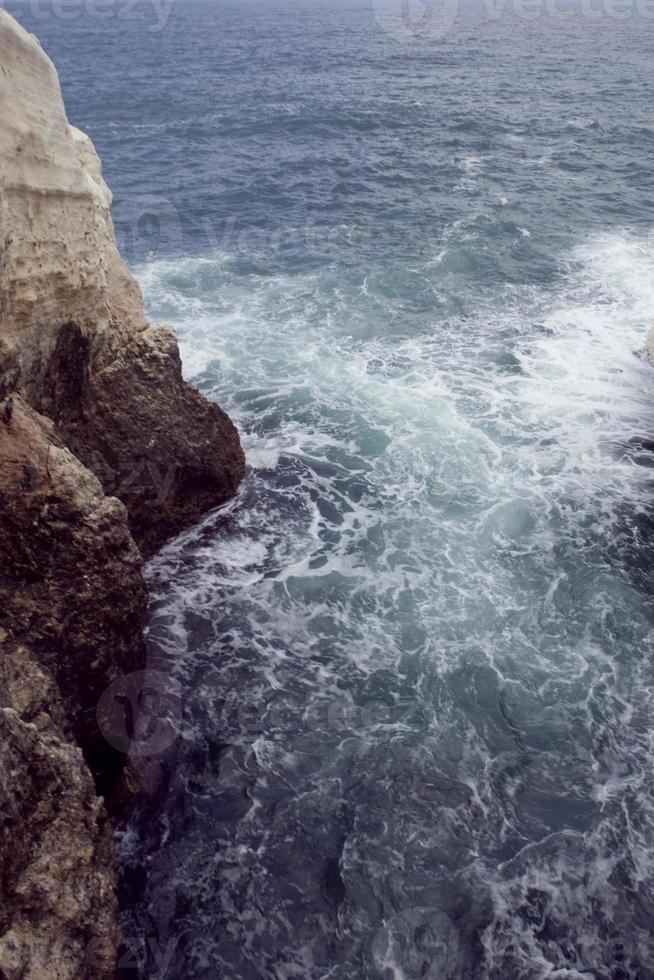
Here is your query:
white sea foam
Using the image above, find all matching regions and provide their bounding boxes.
[132,230,654,978]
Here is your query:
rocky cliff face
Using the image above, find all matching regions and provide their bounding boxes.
[0,9,244,555]
[0,11,245,977]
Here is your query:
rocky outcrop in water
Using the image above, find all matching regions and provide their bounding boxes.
[0,10,245,977]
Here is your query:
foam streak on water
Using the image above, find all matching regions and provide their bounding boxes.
[114,227,654,979]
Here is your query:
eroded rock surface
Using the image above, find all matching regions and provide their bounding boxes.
[43,319,244,556]
[0,9,244,554]
[0,10,245,977]
[0,707,119,980]
[0,398,146,786]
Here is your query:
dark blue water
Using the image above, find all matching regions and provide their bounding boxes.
[9,1,654,976]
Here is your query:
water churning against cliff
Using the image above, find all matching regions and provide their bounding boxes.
[18,1,654,975]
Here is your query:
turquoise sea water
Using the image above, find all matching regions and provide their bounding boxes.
[10,2,654,975]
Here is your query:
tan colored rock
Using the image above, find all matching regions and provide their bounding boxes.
[41,313,244,557]
[0,706,119,980]
[0,398,143,980]
[0,10,246,978]
[0,9,146,392]
[0,397,147,774]
[0,10,245,554]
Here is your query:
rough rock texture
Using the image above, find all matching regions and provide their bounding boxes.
[0,398,144,980]
[0,9,245,555]
[0,10,245,978]
[41,320,243,556]
[0,707,118,980]
[0,398,147,784]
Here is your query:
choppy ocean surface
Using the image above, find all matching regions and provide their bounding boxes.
[10,1,654,976]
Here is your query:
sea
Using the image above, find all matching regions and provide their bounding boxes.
[6,0,654,975]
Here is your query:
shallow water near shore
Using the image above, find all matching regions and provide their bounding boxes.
[13,1,654,975]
